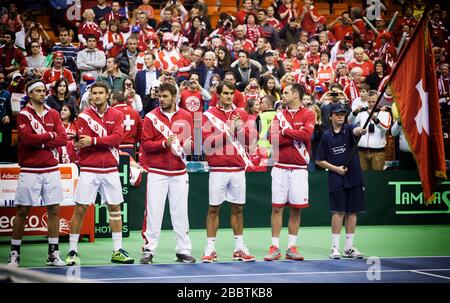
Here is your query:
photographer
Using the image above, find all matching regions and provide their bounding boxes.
[348,90,391,171]
[320,83,350,130]
[179,72,212,119]
[142,82,161,115]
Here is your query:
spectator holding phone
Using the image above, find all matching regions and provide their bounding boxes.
[179,72,212,121]
[320,83,350,130]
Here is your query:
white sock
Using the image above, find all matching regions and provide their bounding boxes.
[288,234,297,248]
[271,237,280,247]
[69,234,79,252]
[234,235,244,250]
[48,237,59,245]
[11,239,22,246]
[345,234,354,251]
[332,234,340,249]
[206,237,216,250]
[112,232,122,251]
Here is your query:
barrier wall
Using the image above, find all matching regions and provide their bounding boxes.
[126,170,450,231]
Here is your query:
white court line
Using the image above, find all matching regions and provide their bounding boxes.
[91,268,450,282]
[24,255,450,270]
[410,270,450,280]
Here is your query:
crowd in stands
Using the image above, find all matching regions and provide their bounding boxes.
[0,0,449,170]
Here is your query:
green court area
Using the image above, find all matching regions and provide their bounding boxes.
[1,225,450,268]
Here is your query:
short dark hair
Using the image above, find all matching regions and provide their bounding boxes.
[367,90,379,97]
[112,91,126,103]
[224,71,236,79]
[238,49,249,58]
[216,81,235,94]
[262,95,276,108]
[286,83,304,99]
[90,81,109,93]
[4,30,15,40]
[159,82,177,96]
[189,71,200,80]
[86,34,97,41]
[58,27,69,35]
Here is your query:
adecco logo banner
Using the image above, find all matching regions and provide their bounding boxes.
[0,163,79,207]
[0,167,20,180]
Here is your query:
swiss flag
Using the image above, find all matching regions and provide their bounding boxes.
[388,14,447,203]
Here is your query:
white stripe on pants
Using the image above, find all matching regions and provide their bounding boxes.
[142,172,192,255]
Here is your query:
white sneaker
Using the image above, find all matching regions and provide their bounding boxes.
[8,251,20,268]
[47,251,66,266]
[343,247,363,259]
[329,246,341,259]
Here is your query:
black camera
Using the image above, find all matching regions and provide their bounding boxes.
[368,123,375,133]
[360,106,369,112]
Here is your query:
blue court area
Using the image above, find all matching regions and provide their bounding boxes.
[28,256,450,283]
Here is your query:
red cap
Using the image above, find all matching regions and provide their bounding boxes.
[53,51,64,58]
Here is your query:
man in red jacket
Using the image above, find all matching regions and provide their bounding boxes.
[264,83,315,262]
[201,81,257,263]
[8,79,67,268]
[111,92,142,158]
[65,82,134,266]
[139,82,195,264]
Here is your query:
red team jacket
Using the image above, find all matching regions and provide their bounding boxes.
[17,104,67,173]
[113,102,143,149]
[140,107,193,176]
[202,105,255,172]
[76,105,124,172]
[269,107,315,170]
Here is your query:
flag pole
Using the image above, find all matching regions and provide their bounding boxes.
[343,6,431,167]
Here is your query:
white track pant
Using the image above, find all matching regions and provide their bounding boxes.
[142,172,192,255]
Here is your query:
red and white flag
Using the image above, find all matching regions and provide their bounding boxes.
[388,14,447,203]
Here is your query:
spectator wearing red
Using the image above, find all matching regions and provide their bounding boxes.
[327,11,358,41]
[244,13,264,46]
[179,72,212,121]
[298,0,319,35]
[209,72,246,109]
[103,21,125,58]
[316,21,336,52]
[317,52,334,89]
[347,47,374,78]
[305,39,321,66]
[438,63,450,105]
[236,0,255,25]
[396,5,417,39]
[344,67,363,107]
[105,1,127,24]
[59,103,78,164]
[350,7,366,40]
[266,5,281,31]
[111,92,142,158]
[0,31,27,75]
[374,32,397,74]
[278,0,298,28]
[42,52,77,94]
[78,9,103,50]
[134,11,157,53]
[232,24,255,53]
